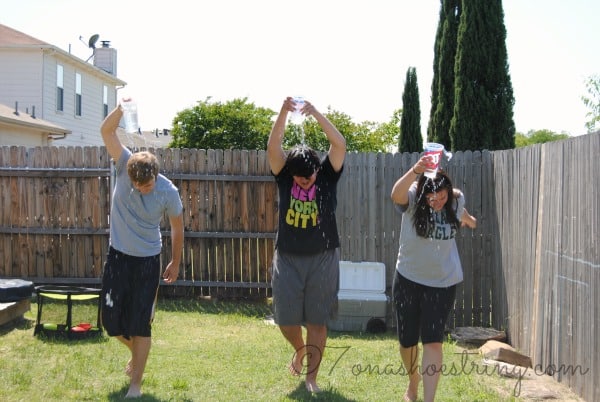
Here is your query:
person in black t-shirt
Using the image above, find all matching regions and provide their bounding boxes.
[267,97,346,393]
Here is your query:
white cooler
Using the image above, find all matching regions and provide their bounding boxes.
[328,261,389,332]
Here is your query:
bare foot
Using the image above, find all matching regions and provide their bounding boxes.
[305,380,322,393]
[288,355,303,376]
[404,391,416,402]
[125,360,133,378]
[125,388,142,398]
[125,381,142,398]
[404,373,421,401]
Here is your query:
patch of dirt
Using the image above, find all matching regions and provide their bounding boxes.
[477,356,585,401]
[451,328,585,401]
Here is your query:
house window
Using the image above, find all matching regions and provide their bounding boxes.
[56,64,64,112]
[75,73,82,116]
[103,85,108,118]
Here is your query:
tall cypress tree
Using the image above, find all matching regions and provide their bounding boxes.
[399,67,423,153]
[450,0,515,150]
[428,0,461,149]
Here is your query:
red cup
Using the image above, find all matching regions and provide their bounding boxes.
[423,143,444,178]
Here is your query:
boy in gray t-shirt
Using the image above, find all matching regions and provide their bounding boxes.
[99,104,184,398]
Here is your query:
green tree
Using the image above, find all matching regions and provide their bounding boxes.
[168,97,275,150]
[582,74,600,133]
[169,98,398,152]
[515,129,569,148]
[450,0,515,151]
[399,67,423,153]
[376,109,402,152]
[287,108,398,153]
[428,0,461,147]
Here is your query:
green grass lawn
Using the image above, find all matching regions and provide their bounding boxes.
[0,296,522,401]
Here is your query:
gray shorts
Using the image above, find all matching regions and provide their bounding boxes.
[271,248,340,326]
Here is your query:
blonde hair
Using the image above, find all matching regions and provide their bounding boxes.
[127,151,159,184]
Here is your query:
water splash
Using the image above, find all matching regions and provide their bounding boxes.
[299,124,306,145]
[290,96,306,144]
[123,131,138,152]
[444,148,453,162]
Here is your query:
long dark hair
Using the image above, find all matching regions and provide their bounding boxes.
[412,170,460,237]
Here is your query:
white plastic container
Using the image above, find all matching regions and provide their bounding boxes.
[328,261,389,332]
[290,96,305,125]
[121,98,139,133]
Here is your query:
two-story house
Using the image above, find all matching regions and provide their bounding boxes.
[0,23,127,147]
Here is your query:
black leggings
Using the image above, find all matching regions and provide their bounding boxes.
[392,270,456,347]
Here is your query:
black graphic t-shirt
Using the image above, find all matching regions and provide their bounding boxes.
[274,156,343,255]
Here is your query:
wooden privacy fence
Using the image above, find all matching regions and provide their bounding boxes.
[0,146,488,314]
[491,134,599,402]
[0,145,493,316]
[0,145,488,312]
[0,146,110,280]
[0,147,279,297]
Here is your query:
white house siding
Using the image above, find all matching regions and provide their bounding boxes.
[42,50,118,147]
[0,125,49,146]
[0,49,44,116]
[43,54,90,146]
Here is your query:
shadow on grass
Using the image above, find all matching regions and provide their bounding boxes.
[0,316,34,336]
[106,384,190,402]
[327,329,397,342]
[157,297,399,342]
[287,382,358,401]
[157,297,272,319]
[33,332,109,345]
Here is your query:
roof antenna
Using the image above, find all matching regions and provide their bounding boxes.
[84,34,100,62]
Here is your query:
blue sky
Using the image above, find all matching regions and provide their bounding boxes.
[2,0,599,137]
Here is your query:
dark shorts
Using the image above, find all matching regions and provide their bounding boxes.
[100,247,160,338]
[392,270,456,347]
[271,248,339,326]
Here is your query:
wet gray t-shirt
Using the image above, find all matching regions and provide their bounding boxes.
[109,149,183,257]
[394,182,466,287]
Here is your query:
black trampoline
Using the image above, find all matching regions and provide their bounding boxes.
[34,285,103,340]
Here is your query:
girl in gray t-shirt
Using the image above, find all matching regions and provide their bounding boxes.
[390,156,477,402]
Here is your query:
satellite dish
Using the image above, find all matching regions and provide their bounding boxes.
[88,34,99,49]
